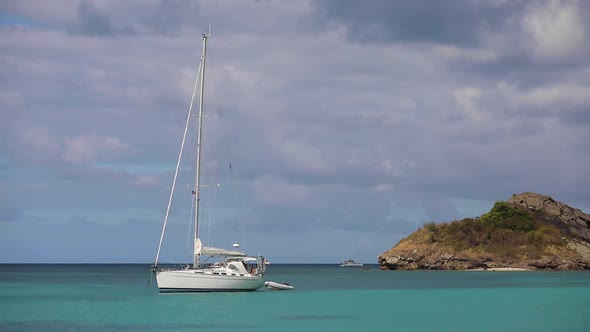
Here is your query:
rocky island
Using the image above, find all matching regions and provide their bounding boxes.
[378,192,590,271]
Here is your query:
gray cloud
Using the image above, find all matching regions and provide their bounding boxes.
[138,0,201,36]
[72,0,117,36]
[1,0,589,263]
[313,0,527,47]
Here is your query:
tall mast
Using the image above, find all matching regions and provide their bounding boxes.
[193,29,210,267]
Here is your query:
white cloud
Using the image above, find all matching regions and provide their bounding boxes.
[1,0,589,263]
[251,176,311,207]
[128,174,160,188]
[520,84,590,108]
[63,134,127,165]
[372,183,393,192]
[434,46,498,63]
[277,138,328,174]
[523,0,586,61]
[496,80,590,110]
[453,87,484,119]
[14,125,62,163]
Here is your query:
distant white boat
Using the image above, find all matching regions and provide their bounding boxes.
[152,28,266,292]
[340,259,363,267]
[265,281,294,290]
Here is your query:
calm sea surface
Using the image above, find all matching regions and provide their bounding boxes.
[1,264,589,331]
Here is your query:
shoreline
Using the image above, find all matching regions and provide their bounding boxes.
[467,267,532,271]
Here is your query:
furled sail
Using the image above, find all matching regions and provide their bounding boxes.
[194,238,203,256]
[201,246,246,257]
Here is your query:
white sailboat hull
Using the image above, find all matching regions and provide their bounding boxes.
[156,270,264,292]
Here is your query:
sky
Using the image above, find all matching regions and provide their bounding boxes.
[1,0,589,264]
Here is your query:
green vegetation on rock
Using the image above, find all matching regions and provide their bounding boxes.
[481,201,537,232]
[416,201,563,259]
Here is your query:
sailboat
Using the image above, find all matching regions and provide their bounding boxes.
[339,259,363,267]
[152,29,266,292]
[340,245,363,267]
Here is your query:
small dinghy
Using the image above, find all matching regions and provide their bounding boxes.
[264,281,294,290]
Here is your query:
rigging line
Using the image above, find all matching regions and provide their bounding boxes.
[206,185,211,246]
[208,40,247,249]
[202,44,236,250]
[154,59,203,267]
[184,135,198,263]
[218,116,248,249]
[185,127,198,263]
[207,165,219,247]
[203,40,248,252]
[208,177,215,247]
[229,162,250,251]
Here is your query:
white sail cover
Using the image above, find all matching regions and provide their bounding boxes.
[194,238,203,256]
[201,246,246,257]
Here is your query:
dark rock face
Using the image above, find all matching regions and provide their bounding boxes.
[507,192,590,242]
[378,252,484,270]
[379,192,590,271]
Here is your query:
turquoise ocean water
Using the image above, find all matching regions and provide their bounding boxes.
[1,264,589,331]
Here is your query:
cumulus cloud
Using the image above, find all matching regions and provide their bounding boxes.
[73,0,116,36]
[63,134,127,165]
[6,120,127,167]
[517,83,590,109]
[128,174,160,188]
[434,46,499,63]
[523,0,587,62]
[493,79,590,118]
[251,176,311,207]
[1,0,589,263]
[453,87,484,120]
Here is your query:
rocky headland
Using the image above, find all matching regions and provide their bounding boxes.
[378,192,590,271]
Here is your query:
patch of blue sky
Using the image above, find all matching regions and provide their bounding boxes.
[0,156,9,170]
[0,11,42,27]
[0,164,54,183]
[384,201,429,230]
[24,208,162,226]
